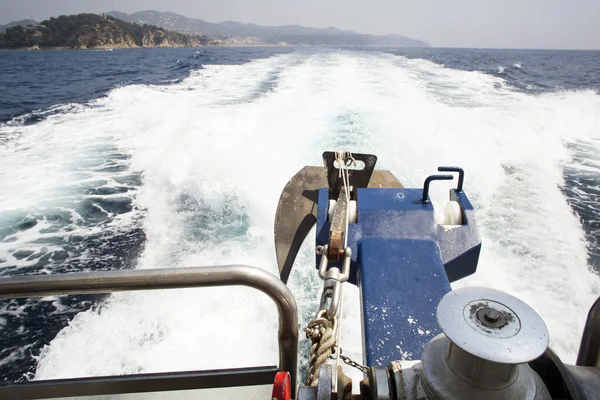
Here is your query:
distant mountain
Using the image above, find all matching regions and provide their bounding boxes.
[108,10,430,47]
[0,14,206,50]
[0,19,37,33]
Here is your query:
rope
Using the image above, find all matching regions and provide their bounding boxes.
[334,151,354,249]
[304,151,355,387]
[305,325,335,386]
[333,151,355,385]
[334,279,345,383]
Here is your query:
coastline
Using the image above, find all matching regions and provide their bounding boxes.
[0,45,199,51]
[0,43,440,52]
[0,44,294,51]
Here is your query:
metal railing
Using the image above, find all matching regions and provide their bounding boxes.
[2,366,279,399]
[0,265,298,397]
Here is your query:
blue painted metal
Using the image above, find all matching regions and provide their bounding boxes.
[315,182,481,366]
[359,238,450,366]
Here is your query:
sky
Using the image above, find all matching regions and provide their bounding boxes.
[1,0,599,49]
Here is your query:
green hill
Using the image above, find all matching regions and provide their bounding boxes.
[0,13,209,49]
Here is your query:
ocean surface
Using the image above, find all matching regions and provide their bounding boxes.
[0,46,599,387]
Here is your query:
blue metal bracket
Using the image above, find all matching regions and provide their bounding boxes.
[315,172,481,366]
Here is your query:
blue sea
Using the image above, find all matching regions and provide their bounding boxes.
[0,46,599,384]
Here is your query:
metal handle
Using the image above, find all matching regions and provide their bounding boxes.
[438,166,465,192]
[421,174,454,203]
[0,265,299,391]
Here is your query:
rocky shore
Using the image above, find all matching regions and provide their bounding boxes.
[0,14,209,50]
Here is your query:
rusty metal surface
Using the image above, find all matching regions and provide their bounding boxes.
[275,166,327,283]
[367,170,403,189]
[328,191,347,262]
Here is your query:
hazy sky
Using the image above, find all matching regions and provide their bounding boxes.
[1,0,599,49]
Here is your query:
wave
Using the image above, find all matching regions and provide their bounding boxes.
[4,103,88,128]
[1,50,598,388]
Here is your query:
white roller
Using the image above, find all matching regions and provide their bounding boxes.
[432,201,445,225]
[348,200,357,224]
[328,200,337,222]
[327,199,357,223]
[443,201,463,225]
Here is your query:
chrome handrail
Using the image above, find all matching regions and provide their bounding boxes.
[1,366,280,399]
[0,265,298,392]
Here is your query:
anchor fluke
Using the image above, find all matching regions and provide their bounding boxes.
[274,152,403,283]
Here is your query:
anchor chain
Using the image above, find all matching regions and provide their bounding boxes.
[304,244,352,386]
[340,353,369,374]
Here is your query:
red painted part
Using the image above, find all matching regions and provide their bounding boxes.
[272,371,291,400]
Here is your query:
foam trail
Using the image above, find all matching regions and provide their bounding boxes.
[25,50,600,393]
[0,100,143,275]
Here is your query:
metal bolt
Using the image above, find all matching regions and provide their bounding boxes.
[476,307,508,329]
[484,309,502,323]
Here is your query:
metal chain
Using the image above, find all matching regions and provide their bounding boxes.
[339,353,370,374]
[303,244,350,386]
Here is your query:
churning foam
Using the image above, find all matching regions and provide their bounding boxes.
[6,50,597,385]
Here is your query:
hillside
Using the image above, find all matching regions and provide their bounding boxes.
[109,10,430,47]
[0,14,208,49]
[0,19,37,33]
